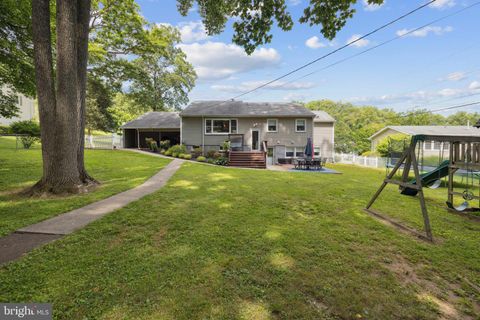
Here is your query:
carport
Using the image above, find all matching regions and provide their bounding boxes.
[121,112,181,148]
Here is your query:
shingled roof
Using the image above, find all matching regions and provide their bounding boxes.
[120,112,180,129]
[180,101,316,117]
[369,125,480,140]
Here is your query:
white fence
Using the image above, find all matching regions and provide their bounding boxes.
[85,134,122,150]
[334,153,388,169]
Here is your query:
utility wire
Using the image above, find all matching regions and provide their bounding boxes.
[267,1,480,93]
[229,0,438,100]
[399,101,480,117]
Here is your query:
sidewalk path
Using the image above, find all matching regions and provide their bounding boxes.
[0,158,183,265]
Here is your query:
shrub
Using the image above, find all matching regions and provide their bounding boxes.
[9,120,41,149]
[206,150,217,159]
[221,140,230,151]
[167,144,187,155]
[206,158,215,164]
[183,154,192,160]
[160,149,166,154]
[160,140,170,150]
[164,150,172,156]
[192,147,203,158]
[150,140,159,152]
[376,134,409,157]
[172,152,179,158]
[0,125,10,134]
[178,153,185,159]
[214,157,228,166]
[196,156,206,162]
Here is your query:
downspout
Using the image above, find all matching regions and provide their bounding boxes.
[202,116,205,155]
[332,122,335,162]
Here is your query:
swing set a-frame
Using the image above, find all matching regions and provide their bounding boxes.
[365,134,480,242]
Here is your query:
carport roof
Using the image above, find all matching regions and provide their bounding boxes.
[121,112,180,129]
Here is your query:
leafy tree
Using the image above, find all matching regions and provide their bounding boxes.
[108,93,147,131]
[86,77,115,134]
[129,27,196,111]
[376,133,409,158]
[0,91,20,119]
[177,0,385,54]
[0,0,35,117]
[446,111,480,126]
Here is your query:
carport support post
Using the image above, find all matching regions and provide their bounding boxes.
[137,129,140,149]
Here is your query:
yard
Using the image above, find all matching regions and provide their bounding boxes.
[0,143,479,319]
[0,137,171,236]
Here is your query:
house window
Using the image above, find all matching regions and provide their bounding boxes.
[295,148,304,158]
[433,141,441,150]
[295,119,306,132]
[424,141,432,150]
[267,119,278,132]
[286,147,294,158]
[314,147,320,157]
[205,119,237,134]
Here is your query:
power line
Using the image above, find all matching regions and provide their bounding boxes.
[229,0,438,100]
[399,101,480,117]
[267,1,480,94]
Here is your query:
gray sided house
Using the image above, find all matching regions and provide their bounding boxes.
[121,101,335,165]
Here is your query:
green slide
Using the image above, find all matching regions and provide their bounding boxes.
[401,160,450,196]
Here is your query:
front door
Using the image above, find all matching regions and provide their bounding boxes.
[251,129,259,151]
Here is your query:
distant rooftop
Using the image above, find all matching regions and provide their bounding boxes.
[180,101,316,117]
[120,112,180,129]
[369,125,480,140]
[312,110,335,123]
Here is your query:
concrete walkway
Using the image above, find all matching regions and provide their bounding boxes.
[0,159,183,265]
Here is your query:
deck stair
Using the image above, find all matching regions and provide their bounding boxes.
[228,151,266,169]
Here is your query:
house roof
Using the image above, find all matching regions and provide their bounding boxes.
[120,112,180,129]
[180,101,316,117]
[312,110,335,123]
[369,125,480,140]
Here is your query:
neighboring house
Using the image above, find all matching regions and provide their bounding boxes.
[121,101,335,165]
[0,93,36,126]
[369,125,480,156]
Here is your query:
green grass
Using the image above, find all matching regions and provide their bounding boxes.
[0,137,170,236]
[0,157,479,319]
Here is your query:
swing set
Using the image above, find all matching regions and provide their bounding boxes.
[366,134,480,242]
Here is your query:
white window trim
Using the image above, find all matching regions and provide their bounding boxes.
[295,119,306,133]
[267,119,278,132]
[285,147,306,158]
[204,118,238,135]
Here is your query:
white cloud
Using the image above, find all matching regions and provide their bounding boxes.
[441,71,466,82]
[347,81,480,106]
[177,41,281,81]
[429,0,456,9]
[396,26,453,37]
[363,0,385,11]
[289,0,302,5]
[305,36,327,49]
[211,80,315,93]
[468,81,480,90]
[346,34,370,48]
[177,21,209,43]
[283,92,308,102]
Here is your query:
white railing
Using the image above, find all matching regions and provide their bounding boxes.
[85,134,122,150]
[334,153,388,169]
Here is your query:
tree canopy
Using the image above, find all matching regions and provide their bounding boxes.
[306,100,480,154]
[177,0,385,54]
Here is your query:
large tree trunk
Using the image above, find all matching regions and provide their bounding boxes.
[29,0,96,195]
[76,0,97,183]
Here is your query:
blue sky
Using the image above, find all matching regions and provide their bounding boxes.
[136,0,480,114]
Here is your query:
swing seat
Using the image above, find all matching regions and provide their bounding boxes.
[446,201,469,212]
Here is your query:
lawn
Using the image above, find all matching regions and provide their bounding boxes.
[0,159,479,319]
[0,137,170,236]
